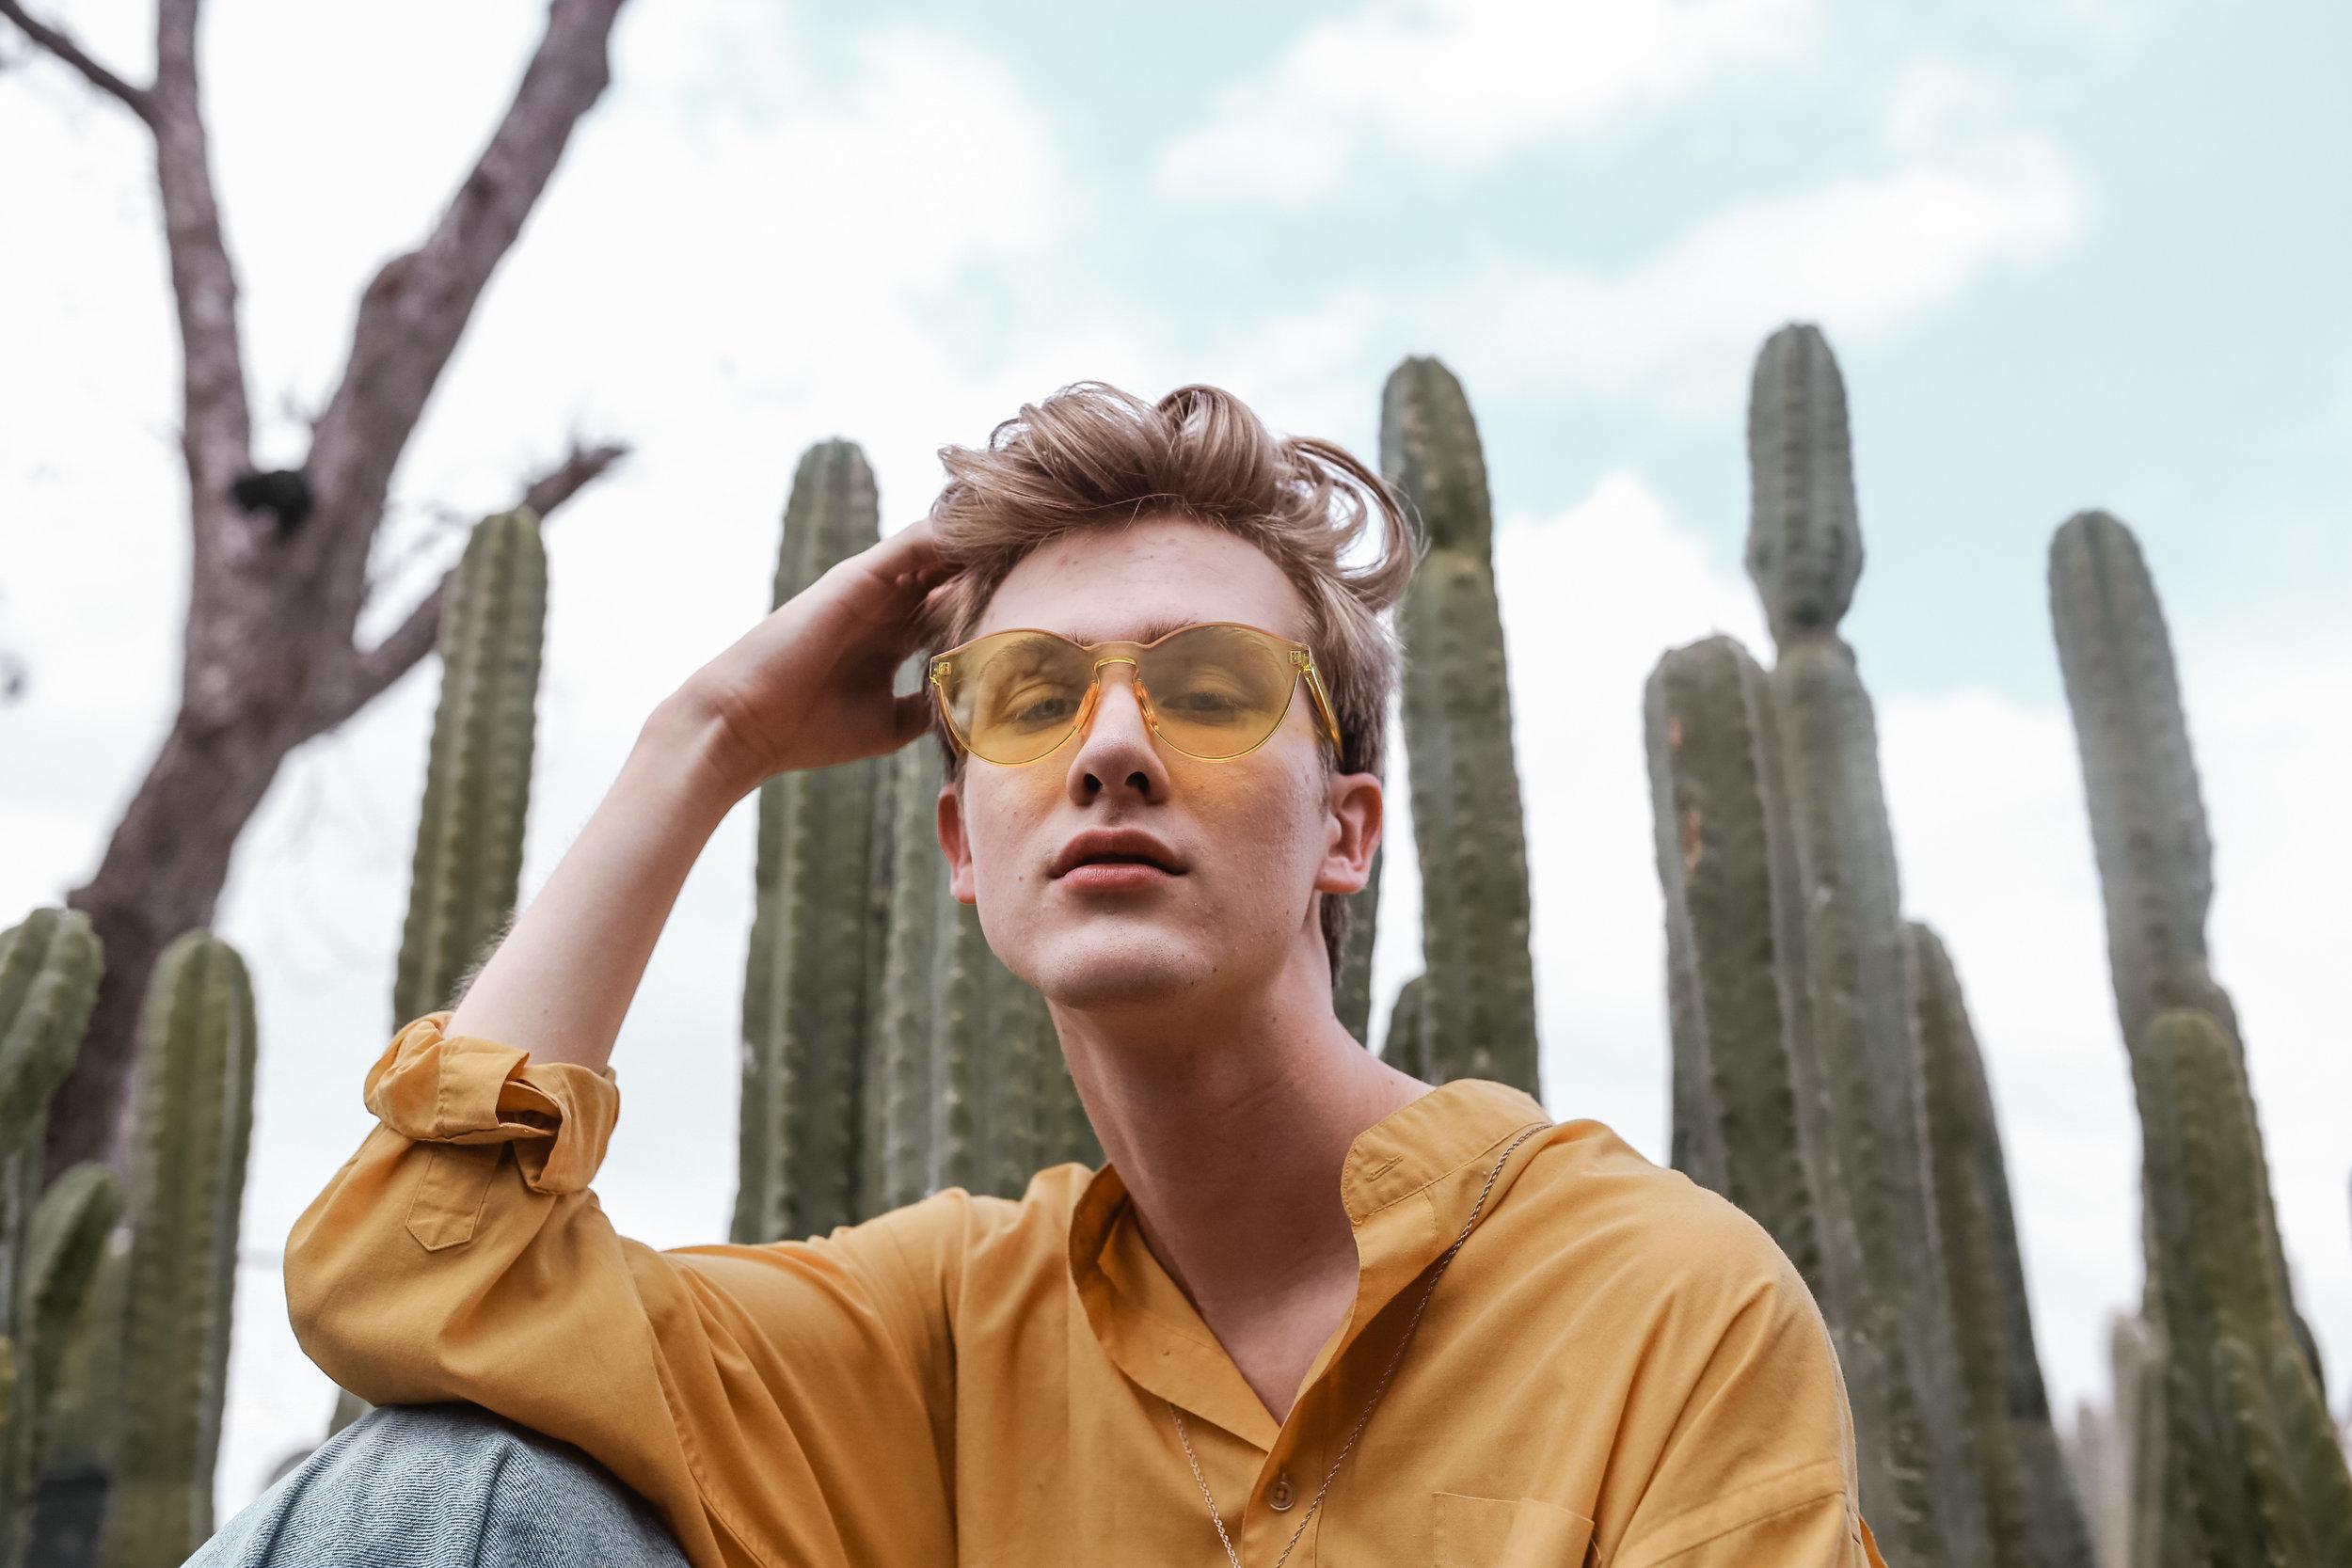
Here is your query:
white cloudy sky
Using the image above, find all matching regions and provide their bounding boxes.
[2,0,2346,1521]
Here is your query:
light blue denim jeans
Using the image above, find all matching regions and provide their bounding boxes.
[186,1403,691,1567]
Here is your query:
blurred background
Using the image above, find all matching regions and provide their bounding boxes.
[1,0,2345,1533]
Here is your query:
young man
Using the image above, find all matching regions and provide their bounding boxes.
[241,383,1886,1566]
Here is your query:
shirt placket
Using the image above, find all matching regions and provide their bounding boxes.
[1242,1419,1330,1566]
[1062,1096,1553,1562]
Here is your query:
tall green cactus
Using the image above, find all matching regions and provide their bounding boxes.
[734,451,1108,1239]
[1642,632,1907,1543]
[1379,356,1539,1096]
[2131,1006,2352,1565]
[2120,1314,2174,1568]
[872,685,949,1217]
[0,907,102,1568]
[15,1167,119,1481]
[24,1238,124,1568]
[393,506,548,1026]
[1332,838,1383,1047]
[1908,920,2095,1567]
[1645,636,1836,1276]
[854,672,907,1222]
[2059,1310,2145,1568]
[1746,321,1991,1566]
[0,1350,10,1546]
[96,930,256,1568]
[733,442,889,1243]
[327,504,550,1442]
[2046,508,2319,1393]
[1379,974,1427,1080]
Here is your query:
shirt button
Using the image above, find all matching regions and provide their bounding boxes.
[1267,1470,1295,1511]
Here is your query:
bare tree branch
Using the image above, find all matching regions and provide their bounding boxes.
[153,0,259,592]
[0,0,158,123]
[299,438,628,735]
[29,0,637,1180]
[298,0,628,643]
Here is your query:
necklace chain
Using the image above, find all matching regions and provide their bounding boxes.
[1170,1119,1549,1568]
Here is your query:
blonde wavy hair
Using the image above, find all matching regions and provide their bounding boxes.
[915,381,1422,981]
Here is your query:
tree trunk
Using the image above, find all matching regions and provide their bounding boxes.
[52,708,301,1178]
[4,0,636,1179]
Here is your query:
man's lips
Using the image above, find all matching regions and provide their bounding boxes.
[1056,862,1182,892]
[1049,827,1187,879]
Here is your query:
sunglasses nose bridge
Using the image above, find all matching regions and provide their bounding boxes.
[1080,654,1151,735]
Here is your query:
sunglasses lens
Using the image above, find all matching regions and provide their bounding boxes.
[946,631,1098,764]
[939,625,1302,764]
[1137,626,1297,758]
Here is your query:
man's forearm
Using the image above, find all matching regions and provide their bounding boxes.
[441,693,749,1074]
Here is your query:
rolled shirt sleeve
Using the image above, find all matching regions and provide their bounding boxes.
[284,1012,960,1568]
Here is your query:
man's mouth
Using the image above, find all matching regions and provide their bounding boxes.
[1057,858,1183,892]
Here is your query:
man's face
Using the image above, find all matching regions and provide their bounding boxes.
[934,515,1380,1013]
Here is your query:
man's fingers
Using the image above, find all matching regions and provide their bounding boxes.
[870,515,946,574]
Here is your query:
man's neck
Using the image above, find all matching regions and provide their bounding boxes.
[1051,960,1436,1419]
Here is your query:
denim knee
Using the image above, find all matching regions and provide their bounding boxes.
[186,1402,691,1567]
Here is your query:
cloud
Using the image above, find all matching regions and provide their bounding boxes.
[1153,0,1825,206]
[1201,53,2088,424]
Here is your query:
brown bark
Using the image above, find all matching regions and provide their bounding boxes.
[3,0,637,1180]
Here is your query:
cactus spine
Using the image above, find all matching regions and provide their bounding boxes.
[1745,322,1990,1566]
[96,930,256,1568]
[1909,920,2095,1566]
[1379,356,1539,1096]
[2132,1007,2352,1564]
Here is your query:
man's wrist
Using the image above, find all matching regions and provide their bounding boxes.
[637,690,760,825]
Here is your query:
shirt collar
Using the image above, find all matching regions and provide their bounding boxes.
[1065,1076,1552,1450]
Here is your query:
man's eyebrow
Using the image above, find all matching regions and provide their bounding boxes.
[1044,616,1197,646]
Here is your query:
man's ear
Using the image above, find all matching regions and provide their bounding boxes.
[1313,768,1382,897]
[936,778,977,907]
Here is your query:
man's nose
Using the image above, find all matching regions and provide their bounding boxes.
[1080,658,1152,744]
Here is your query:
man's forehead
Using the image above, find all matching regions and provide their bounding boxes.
[973,519,1310,644]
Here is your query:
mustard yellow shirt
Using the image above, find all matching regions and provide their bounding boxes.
[284,1012,1889,1567]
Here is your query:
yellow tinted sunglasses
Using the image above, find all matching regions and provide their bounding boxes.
[929,621,1343,767]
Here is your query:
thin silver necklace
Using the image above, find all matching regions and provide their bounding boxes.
[1169,1120,1549,1568]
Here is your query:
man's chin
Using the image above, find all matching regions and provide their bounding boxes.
[1019,934,1212,1011]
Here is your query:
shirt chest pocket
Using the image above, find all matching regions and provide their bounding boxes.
[1433,1490,1597,1567]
